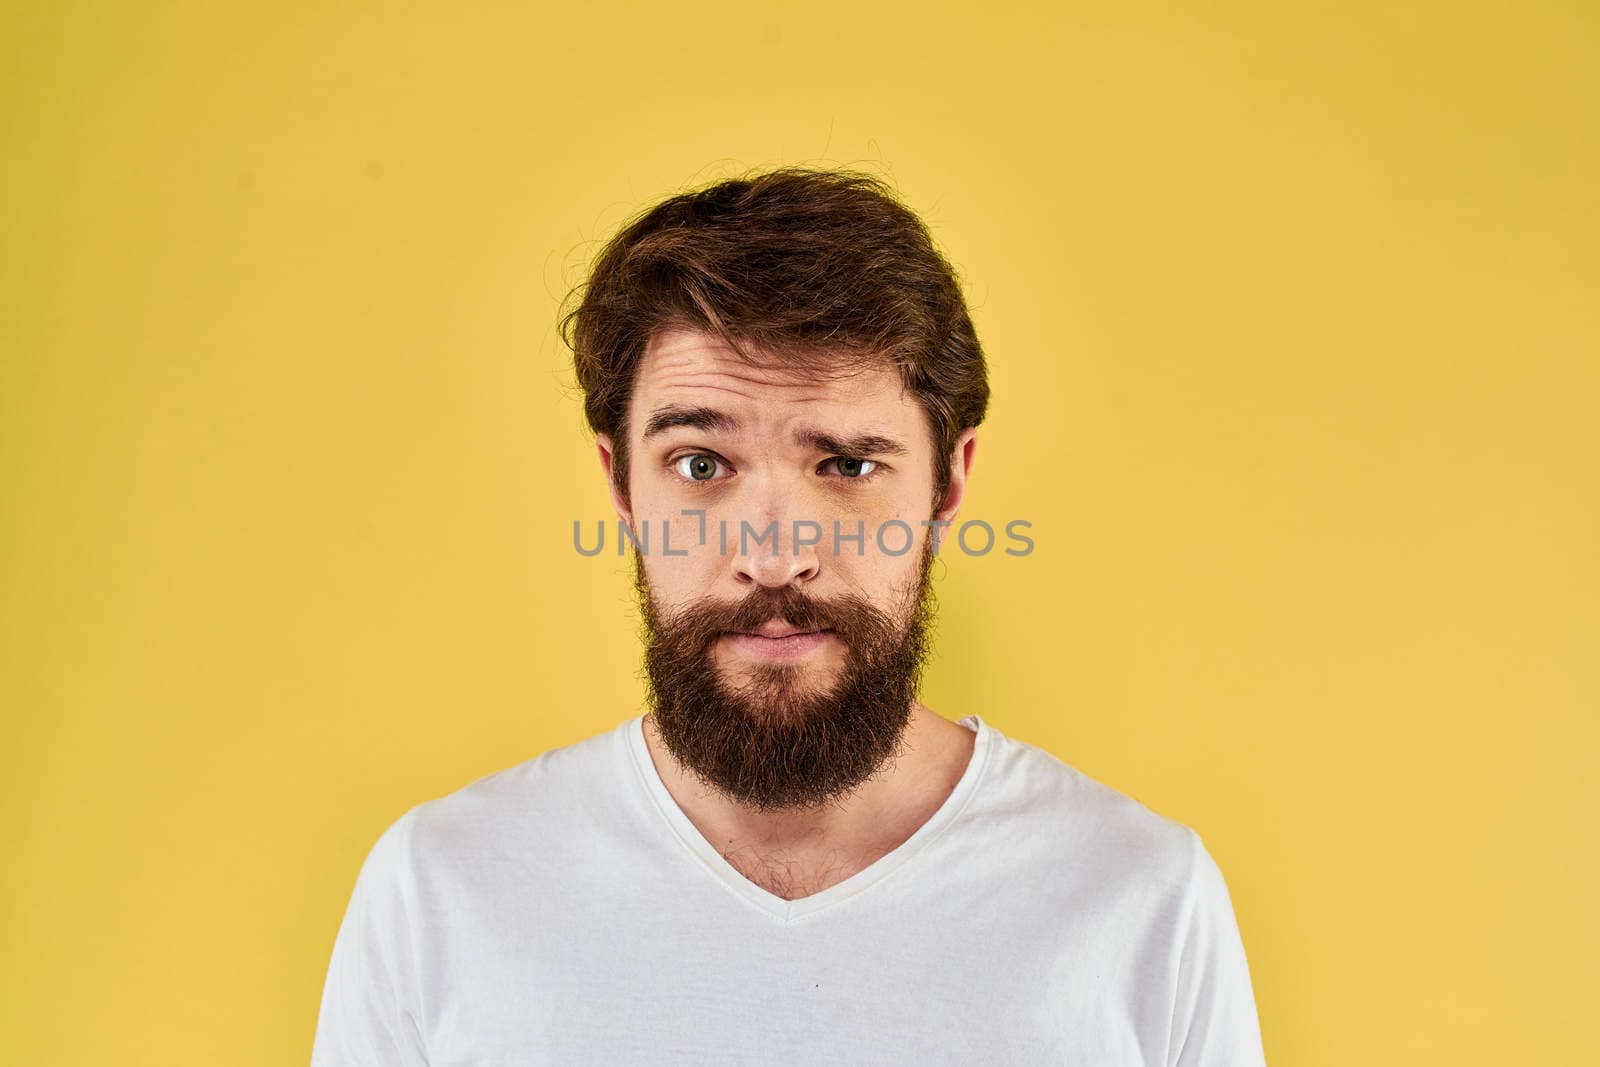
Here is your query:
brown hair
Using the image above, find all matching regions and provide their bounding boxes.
[561,167,989,503]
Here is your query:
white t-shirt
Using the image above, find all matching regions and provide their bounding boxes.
[312,715,1266,1065]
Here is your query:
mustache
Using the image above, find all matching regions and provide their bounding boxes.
[647,584,900,653]
[717,586,851,634]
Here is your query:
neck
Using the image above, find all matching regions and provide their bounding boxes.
[640,702,976,899]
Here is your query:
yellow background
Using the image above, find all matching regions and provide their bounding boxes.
[4,2,1596,1063]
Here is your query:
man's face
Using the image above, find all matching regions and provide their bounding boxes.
[599,326,971,810]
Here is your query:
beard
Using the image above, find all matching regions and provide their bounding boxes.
[635,541,936,813]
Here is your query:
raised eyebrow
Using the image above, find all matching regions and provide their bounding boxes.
[797,429,909,457]
[641,405,741,439]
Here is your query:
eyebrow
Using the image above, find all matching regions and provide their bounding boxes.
[641,405,742,439]
[641,404,908,458]
[795,429,909,457]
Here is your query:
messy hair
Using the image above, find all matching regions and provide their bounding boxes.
[561,167,989,502]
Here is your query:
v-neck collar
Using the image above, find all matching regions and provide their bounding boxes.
[623,712,994,924]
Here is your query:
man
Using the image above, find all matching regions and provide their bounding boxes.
[312,169,1267,1065]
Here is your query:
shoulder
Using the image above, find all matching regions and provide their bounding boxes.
[420,720,629,822]
[368,719,638,883]
[971,719,1208,898]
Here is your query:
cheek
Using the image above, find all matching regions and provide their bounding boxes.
[854,550,913,596]
[823,485,919,530]
[812,480,936,551]
[626,481,698,550]
[815,500,934,576]
[869,526,936,604]
[635,516,729,596]
[639,542,715,592]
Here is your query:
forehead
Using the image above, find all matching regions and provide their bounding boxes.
[629,326,925,436]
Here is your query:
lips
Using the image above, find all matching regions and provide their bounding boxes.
[728,621,833,640]
[718,620,837,662]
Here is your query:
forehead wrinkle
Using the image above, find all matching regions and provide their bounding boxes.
[646,360,843,398]
[645,361,906,404]
[632,338,925,445]
[636,369,846,425]
[643,381,832,416]
[643,335,891,395]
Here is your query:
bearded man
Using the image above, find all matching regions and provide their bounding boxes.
[312,168,1266,1066]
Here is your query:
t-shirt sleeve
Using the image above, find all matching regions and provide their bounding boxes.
[1168,831,1267,1067]
[311,810,430,1067]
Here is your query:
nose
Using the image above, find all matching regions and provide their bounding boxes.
[731,515,821,589]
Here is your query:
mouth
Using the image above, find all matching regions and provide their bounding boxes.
[720,623,836,661]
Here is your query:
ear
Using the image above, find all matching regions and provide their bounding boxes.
[933,429,978,532]
[596,434,634,528]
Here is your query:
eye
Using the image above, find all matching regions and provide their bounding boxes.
[822,456,879,479]
[672,453,728,482]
